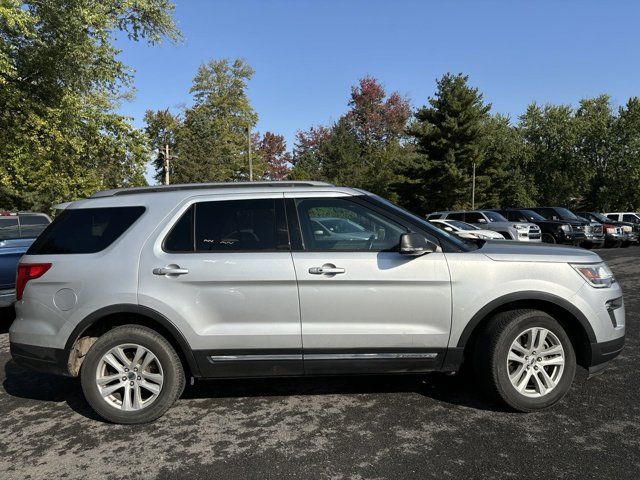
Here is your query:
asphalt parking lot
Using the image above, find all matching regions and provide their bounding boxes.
[0,248,638,480]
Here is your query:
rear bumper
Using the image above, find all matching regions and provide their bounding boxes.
[10,342,70,376]
[588,336,625,375]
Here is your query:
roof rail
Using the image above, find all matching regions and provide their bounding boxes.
[90,181,335,198]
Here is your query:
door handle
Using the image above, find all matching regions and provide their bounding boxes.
[309,264,346,275]
[153,265,189,276]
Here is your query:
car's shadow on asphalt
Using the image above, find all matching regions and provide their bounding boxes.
[0,306,15,334]
[3,357,510,422]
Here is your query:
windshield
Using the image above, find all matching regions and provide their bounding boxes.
[447,220,479,231]
[588,212,609,223]
[364,194,479,251]
[555,207,579,220]
[519,210,546,222]
[483,211,507,222]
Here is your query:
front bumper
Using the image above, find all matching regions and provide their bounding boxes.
[582,234,605,247]
[10,342,70,376]
[588,336,625,375]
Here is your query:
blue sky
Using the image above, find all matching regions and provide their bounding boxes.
[114,0,640,183]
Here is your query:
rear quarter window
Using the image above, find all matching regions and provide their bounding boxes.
[27,207,145,254]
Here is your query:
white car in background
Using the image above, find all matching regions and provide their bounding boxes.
[429,219,505,240]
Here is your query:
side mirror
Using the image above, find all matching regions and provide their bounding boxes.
[399,233,437,256]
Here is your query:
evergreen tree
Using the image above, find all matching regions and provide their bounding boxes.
[401,73,491,215]
[258,132,292,180]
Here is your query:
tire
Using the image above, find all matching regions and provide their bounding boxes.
[81,325,185,424]
[542,233,556,244]
[621,241,630,248]
[474,309,576,412]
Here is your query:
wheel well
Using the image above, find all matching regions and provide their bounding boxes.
[463,300,591,369]
[67,312,196,378]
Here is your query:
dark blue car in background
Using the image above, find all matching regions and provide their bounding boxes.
[0,212,50,307]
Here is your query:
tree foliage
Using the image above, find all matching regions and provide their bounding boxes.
[258,132,292,180]
[171,58,258,183]
[0,0,179,211]
[144,108,181,185]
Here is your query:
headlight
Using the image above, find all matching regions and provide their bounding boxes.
[513,224,528,230]
[560,224,571,232]
[571,263,615,288]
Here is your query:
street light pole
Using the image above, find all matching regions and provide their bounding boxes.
[248,125,253,181]
[471,162,476,210]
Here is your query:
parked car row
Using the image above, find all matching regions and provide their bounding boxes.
[426,207,640,248]
[0,211,51,306]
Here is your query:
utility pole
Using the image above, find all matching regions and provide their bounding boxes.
[163,143,170,185]
[248,125,253,181]
[471,162,476,209]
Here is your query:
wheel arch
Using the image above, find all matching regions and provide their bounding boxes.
[65,304,200,378]
[457,292,596,368]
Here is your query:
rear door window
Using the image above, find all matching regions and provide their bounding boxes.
[19,215,50,238]
[164,199,289,253]
[27,207,145,254]
[0,217,20,240]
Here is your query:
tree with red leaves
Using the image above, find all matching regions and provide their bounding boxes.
[289,76,411,199]
[259,132,292,180]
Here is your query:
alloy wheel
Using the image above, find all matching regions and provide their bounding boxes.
[95,343,164,411]
[507,327,565,398]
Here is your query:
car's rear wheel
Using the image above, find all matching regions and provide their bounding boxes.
[474,309,576,411]
[80,325,185,424]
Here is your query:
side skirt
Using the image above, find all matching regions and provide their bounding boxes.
[194,348,456,379]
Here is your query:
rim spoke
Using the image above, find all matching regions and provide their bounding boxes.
[538,366,557,389]
[122,384,133,411]
[97,373,122,386]
[539,356,564,367]
[132,346,145,367]
[508,351,526,364]
[141,371,163,383]
[141,351,157,370]
[509,364,527,383]
[133,385,143,410]
[113,347,131,368]
[100,381,125,397]
[516,370,532,392]
[511,341,529,355]
[536,329,548,351]
[140,379,161,395]
[103,353,125,373]
[532,371,548,395]
[541,345,563,357]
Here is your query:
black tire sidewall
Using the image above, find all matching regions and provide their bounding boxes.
[492,312,576,411]
[81,326,184,424]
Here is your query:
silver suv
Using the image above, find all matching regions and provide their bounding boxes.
[10,182,625,424]
[428,210,542,241]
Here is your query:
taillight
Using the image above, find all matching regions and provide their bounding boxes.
[16,263,51,300]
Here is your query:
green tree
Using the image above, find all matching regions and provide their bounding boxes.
[400,73,491,215]
[480,115,535,208]
[258,132,291,180]
[172,58,258,183]
[144,109,181,185]
[0,0,180,211]
[518,103,585,207]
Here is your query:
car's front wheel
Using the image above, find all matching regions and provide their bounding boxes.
[80,325,185,424]
[475,309,576,411]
